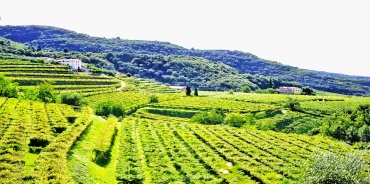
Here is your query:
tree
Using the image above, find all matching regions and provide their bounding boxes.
[21,88,39,101]
[105,52,114,61]
[245,113,256,125]
[346,126,359,143]
[241,86,251,93]
[269,77,274,88]
[186,86,191,96]
[191,111,224,125]
[225,113,246,127]
[266,88,276,94]
[149,94,159,103]
[60,92,84,106]
[194,87,198,96]
[358,125,370,142]
[37,82,57,103]
[0,74,18,98]
[331,125,345,140]
[37,45,42,52]
[284,99,300,110]
[63,48,69,53]
[302,87,315,95]
[256,119,276,131]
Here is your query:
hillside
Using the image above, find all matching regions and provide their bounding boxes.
[0,59,369,183]
[1,90,369,183]
[0,25,369,95]
[0,58,120,96]
[0,36,294,91]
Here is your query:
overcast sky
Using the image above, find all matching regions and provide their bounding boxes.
[1,0,369,76]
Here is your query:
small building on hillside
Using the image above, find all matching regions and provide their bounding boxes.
[56,59,87,70]
[276,86,302,94]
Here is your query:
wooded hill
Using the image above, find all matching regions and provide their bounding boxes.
[0,25,369,95]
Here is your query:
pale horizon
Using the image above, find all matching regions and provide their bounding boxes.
[1,0,369,77]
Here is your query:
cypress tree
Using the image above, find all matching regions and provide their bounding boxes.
[186,86,191,96]
[194,87,198,96]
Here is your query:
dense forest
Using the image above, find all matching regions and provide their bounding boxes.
[0,25,369,95]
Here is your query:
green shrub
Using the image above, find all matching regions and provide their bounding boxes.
[241,86,251,93]
[0,74,18,98]
[256,119,276,131]
[111,105,125,117]
[346,126,360,143]
[245,113,256,125]
[254,111,267,119]
[225,113,245,127]
[60,92,84,106]
[331,125,346,140]
[37,82,57,103]
[358,125,370,142]
[284,99,300,110]
[319,105,370,143]
[92,68,103,73]
[228,90,234,95]
[22,88,39,101]
[149,94,159,103]
[191,111,224,125]
[95,101,125,117]
[102,69,116,76]
[301,151,370,184]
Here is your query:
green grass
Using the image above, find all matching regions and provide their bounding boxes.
[23,152,39,182]
[67,116,121,183]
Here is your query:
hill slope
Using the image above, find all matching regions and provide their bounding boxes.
[0,25,369,95]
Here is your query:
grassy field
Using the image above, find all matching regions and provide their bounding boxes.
[67,116,121,183]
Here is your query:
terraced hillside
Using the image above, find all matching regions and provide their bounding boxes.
[0,58,120,96]
[120,76,179,93]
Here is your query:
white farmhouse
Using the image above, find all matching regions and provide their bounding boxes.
[276,86,302,94]
[56,59,86,70]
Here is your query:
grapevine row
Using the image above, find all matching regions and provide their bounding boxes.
[35,107,92,183]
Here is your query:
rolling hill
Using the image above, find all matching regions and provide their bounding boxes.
[0,25,369,95]
[0,54,369,183]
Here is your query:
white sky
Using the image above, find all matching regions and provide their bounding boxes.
[1,0,370,76]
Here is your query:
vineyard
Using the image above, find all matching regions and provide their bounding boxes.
[0,57,370,183]
[114,112,360,183]
[119,76,179,93]
[0,59,120,96]
[0,97,91,183]
[151,97,280,113]
[0,91,369,183]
